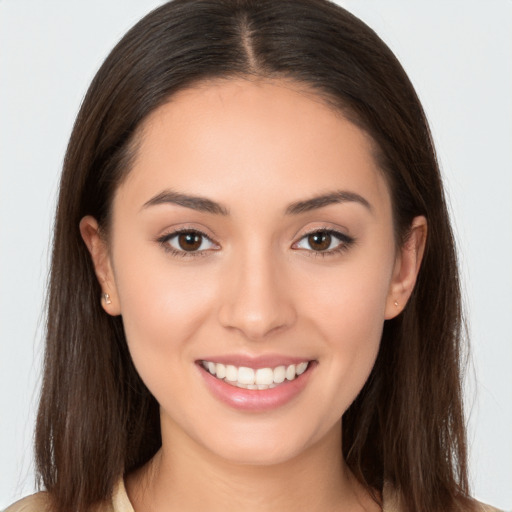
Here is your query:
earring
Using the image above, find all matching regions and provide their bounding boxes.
[394,300,399,307]
[103,293,112,305]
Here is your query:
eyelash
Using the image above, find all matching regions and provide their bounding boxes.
[156,228,355,259]
[157,228,217,258]
[293,229,355,258]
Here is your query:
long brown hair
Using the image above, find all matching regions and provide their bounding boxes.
[36,1,472,511]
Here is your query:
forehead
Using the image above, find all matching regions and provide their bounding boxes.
[116,78,391,216]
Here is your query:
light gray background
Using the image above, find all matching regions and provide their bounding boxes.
[1,0,511,509]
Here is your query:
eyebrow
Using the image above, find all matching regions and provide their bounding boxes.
[142,190,229,215]
[141,188,372,216]
[285,190,373,215]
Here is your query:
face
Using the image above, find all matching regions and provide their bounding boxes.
[82,79,425,467]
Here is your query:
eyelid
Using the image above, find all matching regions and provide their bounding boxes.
[155,225,354,258]
[291,227,355,256]
[157,227,220,257]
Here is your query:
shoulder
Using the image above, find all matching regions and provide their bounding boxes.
[3,492,51,512]
[456,497,503,512]
[3,492,119,512]
[475,503,503,512]
[383,483,503,512]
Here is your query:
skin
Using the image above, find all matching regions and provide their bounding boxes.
[81,79,426,512]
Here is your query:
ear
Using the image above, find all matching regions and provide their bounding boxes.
[385,216,427,319]
[79,215,121,316]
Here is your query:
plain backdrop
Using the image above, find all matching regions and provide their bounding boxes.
[1,0,511,509]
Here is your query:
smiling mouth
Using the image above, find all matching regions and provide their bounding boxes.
[199,360,310,390]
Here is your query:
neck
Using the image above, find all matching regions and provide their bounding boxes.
[126,420,379,512]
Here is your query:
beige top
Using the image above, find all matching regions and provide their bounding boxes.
[4,479,502,512]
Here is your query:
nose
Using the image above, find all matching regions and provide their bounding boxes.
[217,246,297,341]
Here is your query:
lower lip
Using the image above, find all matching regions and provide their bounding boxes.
[198,362,315,412]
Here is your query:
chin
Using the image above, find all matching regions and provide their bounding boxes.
[193,418,331,468]
[209,439,307,467]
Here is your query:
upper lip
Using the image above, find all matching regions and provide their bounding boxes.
[197,353,314,369]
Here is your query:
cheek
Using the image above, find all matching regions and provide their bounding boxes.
[111,245,220,383]
[293,254,393,410]
[297,251,393,337]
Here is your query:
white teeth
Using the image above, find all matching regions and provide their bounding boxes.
[225,364,238,382]
[201,360,310,389]
[235,382,258,390]
[296,362,308,375]
[238,367,255,385]
[216,363,226,379]
[273,366,286,384]
[255,367,274,386]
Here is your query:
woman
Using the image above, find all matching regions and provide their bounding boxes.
[5,1,502,511]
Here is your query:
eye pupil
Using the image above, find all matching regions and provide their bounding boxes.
[308,232,331,251]
[178,232,202,251]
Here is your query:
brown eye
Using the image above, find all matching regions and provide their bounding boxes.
[307,232,332,251]
[293,229,354,255]
[161,230,217,255]
[178,232,203,251]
